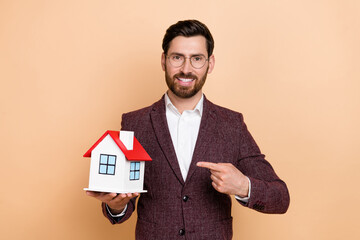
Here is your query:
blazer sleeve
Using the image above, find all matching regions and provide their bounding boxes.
[101,197,137,224]
[235,113,290,214]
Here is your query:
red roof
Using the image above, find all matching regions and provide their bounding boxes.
[83,130,152,161]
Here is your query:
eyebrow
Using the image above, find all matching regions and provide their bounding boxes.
[169,52,205,57]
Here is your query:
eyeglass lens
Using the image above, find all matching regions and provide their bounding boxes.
[168,54,207,69]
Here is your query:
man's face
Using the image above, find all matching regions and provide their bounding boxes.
[161,36,215,99]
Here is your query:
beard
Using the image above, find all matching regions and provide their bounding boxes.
[165,66,208,99]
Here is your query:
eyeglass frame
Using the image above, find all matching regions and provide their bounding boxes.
[165,53,209,69]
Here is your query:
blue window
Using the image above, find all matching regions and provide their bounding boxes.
[99,154,116,175]
[130,162,140,180]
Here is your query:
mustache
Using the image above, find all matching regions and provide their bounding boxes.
[174,73,198,80]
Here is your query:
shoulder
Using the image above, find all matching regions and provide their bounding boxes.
[124,97,163,117]
[121,96,164,129]
[204,97,244,123]
[123,105,152,120]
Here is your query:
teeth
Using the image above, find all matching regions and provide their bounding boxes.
[178,78,194,82]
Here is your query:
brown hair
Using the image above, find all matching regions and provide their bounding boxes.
[162,19,214,57]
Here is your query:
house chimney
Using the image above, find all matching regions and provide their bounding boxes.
[119,130,134,150]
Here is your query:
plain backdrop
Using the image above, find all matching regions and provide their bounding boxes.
[1,0,359,239]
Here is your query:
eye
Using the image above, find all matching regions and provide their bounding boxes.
[192,56,204,62]
[171,55,183,61]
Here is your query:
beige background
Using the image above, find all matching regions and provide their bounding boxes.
[1,0,359,239]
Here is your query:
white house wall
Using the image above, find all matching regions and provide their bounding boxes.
[89,134,126,192]
[122,160,146,192]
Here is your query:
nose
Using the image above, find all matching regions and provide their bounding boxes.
[181,57,193,74]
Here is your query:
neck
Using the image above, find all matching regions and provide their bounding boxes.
[167,90,202,114]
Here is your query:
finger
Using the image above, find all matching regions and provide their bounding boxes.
[197,162,222,171]
[113,192,138,201]
[86,191,108,197]
[109,193,138,206]
[119,193,127,198]
[211,181,221,192]
[93,192,115,200]
[209,168,225,178]
[210,173,222,183]
[86,191,98,197]
[86,191,116,200]
[126,192,139,199]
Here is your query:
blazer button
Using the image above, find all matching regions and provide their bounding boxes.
[182,195,189,202]
[179,229,185,236]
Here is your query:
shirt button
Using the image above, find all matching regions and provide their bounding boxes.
[179,229,185,236]
[182,195,189,202]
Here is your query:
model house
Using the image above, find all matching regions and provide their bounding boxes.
[83,130,152,193]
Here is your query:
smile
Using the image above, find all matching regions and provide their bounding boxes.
[177,77,195,83]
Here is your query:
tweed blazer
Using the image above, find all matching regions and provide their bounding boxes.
[102,95,290,240]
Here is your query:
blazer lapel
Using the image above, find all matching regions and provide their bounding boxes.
[185,97,217,183]
[150,96,185,185]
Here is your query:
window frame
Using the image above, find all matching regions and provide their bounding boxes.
[129,161,140,180]
[99,154,117,175]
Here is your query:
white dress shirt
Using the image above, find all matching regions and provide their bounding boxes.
[165,93,203,181]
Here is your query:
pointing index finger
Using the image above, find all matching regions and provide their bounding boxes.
[197,161,221,171]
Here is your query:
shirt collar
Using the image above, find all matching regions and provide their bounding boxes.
[165,92,203,117]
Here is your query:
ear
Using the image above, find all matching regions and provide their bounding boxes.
[161,53,166,71]
[207,54,215,74]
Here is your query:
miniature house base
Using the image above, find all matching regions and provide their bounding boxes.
[83,130,152,193]
[83,187,148,194]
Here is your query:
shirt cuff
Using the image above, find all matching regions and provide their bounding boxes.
[235,177,251,203]
[106,204,127,217]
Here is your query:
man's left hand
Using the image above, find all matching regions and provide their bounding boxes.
[197,161,249,197]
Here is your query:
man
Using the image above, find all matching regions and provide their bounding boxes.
[87,19,290,239]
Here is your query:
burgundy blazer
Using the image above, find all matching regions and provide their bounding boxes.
[102,96,290,239]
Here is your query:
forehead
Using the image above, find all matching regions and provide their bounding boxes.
[167,36,207,55]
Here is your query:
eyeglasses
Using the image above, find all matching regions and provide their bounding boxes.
[166,53,209,69]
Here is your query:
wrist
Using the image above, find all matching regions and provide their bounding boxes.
[108,205,125,215]
[237,176,250,198]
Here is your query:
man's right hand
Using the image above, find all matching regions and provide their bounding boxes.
[86,191,139,215]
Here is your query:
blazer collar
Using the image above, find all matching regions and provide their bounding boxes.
[185,96,217,183]
[150,95,184,185]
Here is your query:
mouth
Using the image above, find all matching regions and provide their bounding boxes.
[174,73,197,86]
[177,77,195,83]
